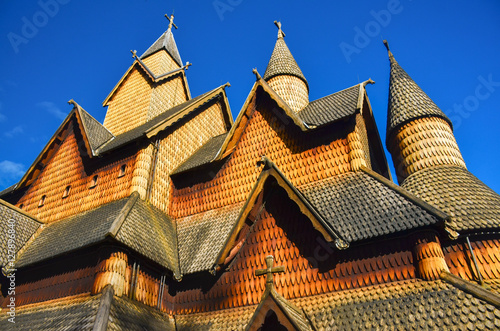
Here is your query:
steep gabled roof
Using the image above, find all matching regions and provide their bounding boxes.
[385,41,452,141]
[102,59,191,107]
[141,29,183,67]
[401,165,500,232]
[246,287,315,331]
[98,84,232,154]
[12,193,180,277]
[298,80,374,127]
[175,278,500,329]
[0,199,43,268]
[70,100,114,154]
[0,288,176,330]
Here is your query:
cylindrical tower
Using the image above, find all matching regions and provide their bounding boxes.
[384,41,466,183]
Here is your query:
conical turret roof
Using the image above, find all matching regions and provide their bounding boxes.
[141,28,183,67]
[263,30,308,89]
[385,41,452,141]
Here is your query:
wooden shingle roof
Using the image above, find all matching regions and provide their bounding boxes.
[14,193,179,276]
[297,167,448,243]
[141,28,183,67]
[402,165,500,232]
[263,35,307,88]
[385,43,452,141]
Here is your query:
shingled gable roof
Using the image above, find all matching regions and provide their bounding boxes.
[3,101,114,193]
[102,56,191,107]
[0,199,43,268]
[385,41,453,142]
[11,192,180,277]
[141,28,183,67]
[297,166,453,243]
[402,165,500,233]
[0,287,176,330]
[172,74,374,175]
[175,278,500,329]
[98,83,232,154]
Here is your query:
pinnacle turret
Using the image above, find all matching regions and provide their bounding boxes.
[384,40,452,143]
[263,21,309,113]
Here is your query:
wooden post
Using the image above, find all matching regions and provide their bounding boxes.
[412,231,449,280]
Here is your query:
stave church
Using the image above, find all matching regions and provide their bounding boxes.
[2,14,500,330]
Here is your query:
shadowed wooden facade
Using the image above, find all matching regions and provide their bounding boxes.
[1,20,500,330]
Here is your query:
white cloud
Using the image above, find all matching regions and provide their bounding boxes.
[4,125,23,138]
[0,160,25,188]
[37,101,67,121]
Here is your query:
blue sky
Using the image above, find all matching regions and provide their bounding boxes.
[0,0,499,193]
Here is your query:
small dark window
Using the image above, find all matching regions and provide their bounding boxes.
[38,195,46,207]
[19,204,24,209]
[62,185,71,198]
[89,175,98,188]
[118,164,126,178]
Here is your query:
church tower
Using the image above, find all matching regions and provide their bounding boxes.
[384,41,466,183]
[103,14,191,135]
[263,21,309,113]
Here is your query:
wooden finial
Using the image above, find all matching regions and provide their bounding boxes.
[165,13,178,30]
[252,68,262,80]
[274,20,285,38]
[383,40,394,60]
[255,255,285,289]
[130,50,138,59]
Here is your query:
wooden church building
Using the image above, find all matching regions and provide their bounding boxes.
[2,15,500,330]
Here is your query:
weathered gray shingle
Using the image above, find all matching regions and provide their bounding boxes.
[402,165,500,232]
[298,84,360,127]
[177,202,244,274]
[141,29,183,67]
[298,170,442,242]
[386,51,452,141]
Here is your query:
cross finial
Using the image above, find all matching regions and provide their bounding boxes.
[165,13,178,31]
[255,255,285,289]
[130,49,138,59]
[274,20,285,38]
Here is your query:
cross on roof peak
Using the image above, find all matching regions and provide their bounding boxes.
[255,255,285,289]
[165,13,178,31]
[274,20,285,38]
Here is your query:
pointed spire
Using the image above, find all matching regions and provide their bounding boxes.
[263,21,307,87]
[140,13,183,67]
[385,40,452,141]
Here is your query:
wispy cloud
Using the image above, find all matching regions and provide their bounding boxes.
[4,125,23,138]
[0,160,25,188]
[37,101,67,121]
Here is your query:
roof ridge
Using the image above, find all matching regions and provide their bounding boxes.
[107,192,140,238]
[140,28,183,67]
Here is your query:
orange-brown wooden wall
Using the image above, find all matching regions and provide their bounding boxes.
[14,120,136,223]
[170,93,355,218]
